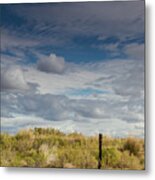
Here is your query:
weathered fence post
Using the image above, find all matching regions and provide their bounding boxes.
[98,133,102,169]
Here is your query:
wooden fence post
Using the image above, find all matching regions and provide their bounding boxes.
[98,133,102,169]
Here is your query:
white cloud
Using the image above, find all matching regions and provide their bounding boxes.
[95,43,119,52]
[124,43,144,60]
[92,43,120,57]
[1,66,29,91]
[24,62,102,95]
[37,53,66,74]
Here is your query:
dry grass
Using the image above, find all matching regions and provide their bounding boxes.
[0,128,145,170]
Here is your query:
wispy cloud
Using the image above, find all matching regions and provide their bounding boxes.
[1,28,39,51]
[12,1,144,37]
[1,1,144,61]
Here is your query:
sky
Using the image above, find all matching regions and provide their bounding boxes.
[0,1,145,137]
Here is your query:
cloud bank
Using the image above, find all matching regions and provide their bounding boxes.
[1,58,144,137]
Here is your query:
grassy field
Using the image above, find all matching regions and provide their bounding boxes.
[0,128,145,170]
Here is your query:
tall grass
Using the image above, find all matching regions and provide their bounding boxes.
[0,128,144,169]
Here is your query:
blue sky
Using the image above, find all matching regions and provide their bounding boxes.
[1,1,145,137]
